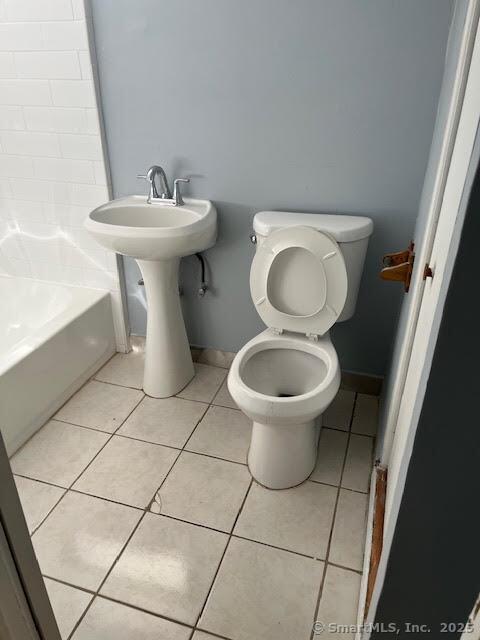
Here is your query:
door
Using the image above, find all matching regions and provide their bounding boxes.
[0,433,60,640]
[378,0,480,517]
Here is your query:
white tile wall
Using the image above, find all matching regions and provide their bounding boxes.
[0,0,127,351]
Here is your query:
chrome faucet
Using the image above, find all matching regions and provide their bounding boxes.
[137,165,189,206]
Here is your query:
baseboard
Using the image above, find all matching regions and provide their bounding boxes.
[341,370,383,396]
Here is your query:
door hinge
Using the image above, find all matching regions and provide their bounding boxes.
[380,241,415,292]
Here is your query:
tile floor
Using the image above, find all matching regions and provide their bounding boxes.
[11,342,378,640]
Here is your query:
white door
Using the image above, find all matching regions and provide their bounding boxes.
[383,2,480,528]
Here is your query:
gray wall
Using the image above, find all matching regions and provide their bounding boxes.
[90,0,453,375]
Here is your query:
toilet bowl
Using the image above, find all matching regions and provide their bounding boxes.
[228,328,340,489]
[228,210,373,489]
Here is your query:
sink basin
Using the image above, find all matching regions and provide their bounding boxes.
[84,195,217,398]
[85,196,216,260]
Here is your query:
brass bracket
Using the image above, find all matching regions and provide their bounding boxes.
[380,241,415,292]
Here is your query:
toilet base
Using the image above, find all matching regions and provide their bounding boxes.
[248,418,321,489]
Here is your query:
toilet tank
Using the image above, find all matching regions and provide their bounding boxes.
[253,211,373,322]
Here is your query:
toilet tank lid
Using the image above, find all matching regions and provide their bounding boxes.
[253,211,373,243]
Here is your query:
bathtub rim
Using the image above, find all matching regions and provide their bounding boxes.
[0,275,112,377]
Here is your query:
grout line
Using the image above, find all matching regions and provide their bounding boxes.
[65,392,146,491]
[309,393,358,640]
[66,414,194,639]
[194,477,254,630]
[17,470,364,570]
[64,511,147,640]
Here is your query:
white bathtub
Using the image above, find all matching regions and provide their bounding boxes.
[0,276,116,455]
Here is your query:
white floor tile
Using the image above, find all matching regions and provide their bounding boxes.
[200,537,323,640]
[71,597,190,640]
[323,389,355,431]
[351,393,378,436]
[118,396,208,448]
[73,436,178,508]
[234,481,336,558]
[101,514,228,625]
[95,349,145,389]
[55,381,143,433]
[192,632,218,640]
[314,565,361,639]
[212,379,238,409]
[329,489,368,571]
[177,363,226,403]
[11,420,109,487]
[342,434,373,493]
[32,492,141,591]
[44,578,93,640]
[14,476,65,534]
[186,406,251,464]
[158,451,251,532]
[311,428,348,486]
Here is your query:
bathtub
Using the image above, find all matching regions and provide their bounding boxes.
[0,276,116,455]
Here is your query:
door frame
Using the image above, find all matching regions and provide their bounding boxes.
[359,8,480,632]
[0,434,61,640]
[378,0,479,470]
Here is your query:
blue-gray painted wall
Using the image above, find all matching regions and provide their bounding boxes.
[90,0,453,375]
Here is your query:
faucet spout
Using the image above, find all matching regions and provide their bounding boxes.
[137,165,172,203]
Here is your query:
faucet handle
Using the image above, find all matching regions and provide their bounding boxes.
[173,178,190,206]
[136,174,147,180]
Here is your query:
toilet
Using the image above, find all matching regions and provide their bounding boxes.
[228,211,373,489]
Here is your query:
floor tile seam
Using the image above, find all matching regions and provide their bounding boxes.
[70,442,204,637]
[30,393,146,540]
[41,574,233,640]
[66,392,146,492]
[65,509,149,640]
[29,488,68,537]
[193,478,254,630]
[92,377,143,392]
[309,392,358,640]
[143,394,218,513]
[308,478,368,495]
[209,371,230,406]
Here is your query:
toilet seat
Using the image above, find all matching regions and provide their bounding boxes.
[250,226,347,337]
[229,329,340,424]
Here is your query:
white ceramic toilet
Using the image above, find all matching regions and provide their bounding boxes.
[228,211,373,489]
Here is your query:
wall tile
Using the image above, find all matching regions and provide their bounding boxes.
[0,106,25,130]
[78,51,92,79]
[1,131,61,157]
[33,157,94,184]
[0,179,13,198]
[85,108,100,134]
[0,52,15,78]
[24,106,90,134]
[0,4,124,349]
[59,133,102,160]
[50,79,96,107]
[0,23,44,51]
[0,80,52,106]
[42,20,88,50]
[0,155,34,179]
[71,183,108,207]
[4,0,73,22]
[71,0,86,20]
[15,51,81,80]
[93,160,108,185]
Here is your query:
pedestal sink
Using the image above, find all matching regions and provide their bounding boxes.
[85,195,217,397]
